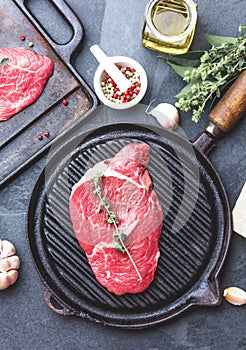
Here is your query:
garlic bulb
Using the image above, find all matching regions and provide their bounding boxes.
[0,240,20,291]
[146,102,179,130]
[223,286,246,306]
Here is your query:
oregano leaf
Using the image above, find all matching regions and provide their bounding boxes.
[0,57,9,66]
[175,81,199,98]
[204,34,237,47]
[114,243,125,254]
[158,50,204,67]
[166,62,195,78]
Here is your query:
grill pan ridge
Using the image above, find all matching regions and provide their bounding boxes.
[27,123,231,328]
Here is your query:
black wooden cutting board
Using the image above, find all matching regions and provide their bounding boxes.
[0,0,97,187]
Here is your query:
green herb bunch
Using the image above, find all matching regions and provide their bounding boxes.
[160,28,246,122]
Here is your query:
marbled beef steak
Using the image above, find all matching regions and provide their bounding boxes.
[69,143,164,295]
[0,47,53,121]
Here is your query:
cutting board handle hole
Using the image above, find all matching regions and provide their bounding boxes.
[25,0,73,45]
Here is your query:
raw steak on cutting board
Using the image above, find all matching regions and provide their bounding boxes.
[69,143,164,295]
[0,47,54,121]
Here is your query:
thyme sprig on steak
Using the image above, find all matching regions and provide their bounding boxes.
[92,172,142,281]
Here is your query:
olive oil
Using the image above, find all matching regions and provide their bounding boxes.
[153,2,189,36]
[142,0,197,54]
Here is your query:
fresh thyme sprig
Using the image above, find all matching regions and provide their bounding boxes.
[160,28,246,122]
[92,173,142,281]
[177,34,246,122]
[92,172,110,213]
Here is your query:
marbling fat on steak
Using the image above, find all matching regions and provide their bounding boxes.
[0,47,53,121]
[69,143,164,295]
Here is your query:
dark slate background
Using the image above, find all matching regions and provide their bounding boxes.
[0,1,245,349]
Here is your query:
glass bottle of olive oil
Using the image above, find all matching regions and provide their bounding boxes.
[142,0,197,54]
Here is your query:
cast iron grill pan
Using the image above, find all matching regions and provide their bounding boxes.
[27,123,230,329]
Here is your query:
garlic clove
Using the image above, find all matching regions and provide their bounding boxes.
[0,239,16,259]
[0,255,20,273]
[0,270,19,291]
[146,102,179,130]
[223,286,246,306]
[0,240,20,290]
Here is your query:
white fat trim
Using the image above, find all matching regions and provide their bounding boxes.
[70,160,107,197]
[70,161,145,198]
[83,161,107,182]
[88,220,139,256]
[91,241,115,253]
[122,219,139,236]
[104,168,144,188]
[155,251,160,262]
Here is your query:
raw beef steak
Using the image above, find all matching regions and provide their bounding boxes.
[69,143,164,295]
[0,47,54,121]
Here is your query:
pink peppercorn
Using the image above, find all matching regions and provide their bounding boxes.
[101,64,141,104]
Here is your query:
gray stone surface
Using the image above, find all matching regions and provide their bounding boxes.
[0,1,245,349]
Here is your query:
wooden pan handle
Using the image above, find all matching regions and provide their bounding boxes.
[209,70,246,133]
